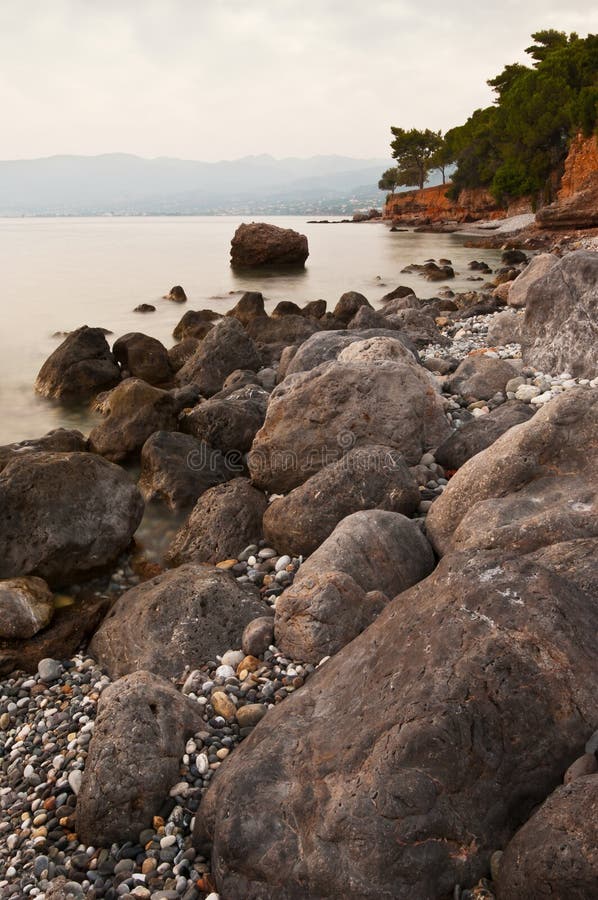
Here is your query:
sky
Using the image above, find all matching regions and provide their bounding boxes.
[1,0,597,162]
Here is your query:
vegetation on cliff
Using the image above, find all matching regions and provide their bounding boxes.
[383,30,598,205]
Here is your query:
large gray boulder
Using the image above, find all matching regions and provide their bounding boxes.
[230,223,309,268]
[506,253,558,308]
[35,326,121,401]
[274,510,434,662]
[195,550,598,898]
[138,431,231,510]
[76,671,203,846]
[263,445,419,557]
[447,355,518,401]
[0,452,143,586]
[176,317,261,395]
[90,564,269,679]
[285,329,418,375]
[521,250,598,378]
[426,387,597,556]
[248,359,450,493]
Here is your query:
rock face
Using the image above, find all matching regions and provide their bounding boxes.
[90,564,269,679]
[506,253,558,308]
[536,174,598,228]
[497,775,598,899]
[76,671,202,846]
[263,445,420,557]
[112,332,172,385]
[447,356,518,401]
[426,387,597,556]
[0,577,54,639]
[176,318,261,395]
[138,431,230,510]
[35,326,121,401]
[249,360,450,493]
[521,251,598,379]
[0,428,87,473]
[0,452,143,586]
[274,510,435,662]
[167,479,267,565]
[195,550,598,898]
[434,401,534,471]
[88,379,179,462]
[230,223,309,268]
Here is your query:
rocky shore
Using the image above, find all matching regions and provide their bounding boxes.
[1,238,597,899]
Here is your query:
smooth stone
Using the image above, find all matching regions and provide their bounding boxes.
[38,658,63,682]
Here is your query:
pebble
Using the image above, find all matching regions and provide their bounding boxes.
[37,658,63,682]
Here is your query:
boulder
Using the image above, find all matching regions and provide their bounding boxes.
[112,332,172,385]
[535,175,598,229]
[172,309,220,340]
[527,538,598,597]
[337,336,420,365]
[486,309,524,345]
[496,775,598,899]
[346,306,389,330]
[176,318,261,395]
[521,250,598,378]
[196,550,598,898]
[90,564,269,679]
[285,329,418,376]
[380,285,417,303]
[138,431,231,510]
[226,292,267,326]
[168,336,201,372]
[263,445,419,557]
[0,452,143,586]
[180,386,268,455]
[244,315,320,366]
[35,326,121,401]
[167,478,267,566]
[0,577,54,639]
[133,303,155,313]
[507,253,558,308]
[76,671,202,846]
[249,359,450,493]
[380,294,423,314]
[242,616,275,657]
[434,401,534,470]
[0,428,87,473]
[447,355,518,401]
[332,291,372,324]
[426,387,598,556]
[165,285,187,302]
[230,223,309,268]
[88,378,179,462]
[271,300,303,318]
[274,510,434,662]
[302,299,327,318]
[384,308,450,348]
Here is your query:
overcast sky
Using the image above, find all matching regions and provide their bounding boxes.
[1,0,596,162]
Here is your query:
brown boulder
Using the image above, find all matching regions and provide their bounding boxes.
[263,445,419,557]
[112,332,172,385]
[90,564,269,679]
[168,336,201,372]
[180,386,268,455]
[447,355,518,400]
[271,300,303,318]
[496,775,598,899]
[35,326,121,401]
[0,577,54,639]
[172,309,220,340]
[332,291,372,324]
[384,308,450,348]
[506,253,558,308]
[226,291,267,325]
[0,428,87,473]
[230,223,309,268]
[76,670,202,846]
[176,317,261,395]
[165,285,187,302]
[138,431,231,510]
[196,550,598,898]
[166,478,267,566]
[434,400,534,471]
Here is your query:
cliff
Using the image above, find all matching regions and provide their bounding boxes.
[557,133,598,200]
[384,183,503,223]
[536,133,598,229]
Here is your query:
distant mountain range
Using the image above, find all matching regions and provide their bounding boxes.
[0,152,400,216]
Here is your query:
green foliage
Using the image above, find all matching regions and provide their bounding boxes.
[389,127,443,189]
[394,31,598,205]
[378,167,400,193]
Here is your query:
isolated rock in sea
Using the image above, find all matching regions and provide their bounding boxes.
[249,359,450,493]
[274,509,434,662]
[332,291,372,324]
[447,355,518,401]
[77,670,202,846]
[230,222,309,268]
[0,428,87,473]
[263,445,419,557]
[88,378,179,462]
[165,284,187,302]
[167,478,267,566]
[426,387,597,556]
[521,250,598,379]
[0,452,143,586]
[90,564,268,679]
[506,253,558,308]
[496,775,598,899]
[196,550,598,898]
[112,332,172,385]
[180,387,268,454]
[35,326,121,401]
[176,317,261,395]
[0,576,54,639]
[138,431,230,510]
[434,400,534,471]
[285,328,418,374]
[226,291,267,325]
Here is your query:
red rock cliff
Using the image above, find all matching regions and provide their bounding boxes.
[558,133,598,200]
[384,183,502,223]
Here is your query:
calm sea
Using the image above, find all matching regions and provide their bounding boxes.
[0,215,502,445]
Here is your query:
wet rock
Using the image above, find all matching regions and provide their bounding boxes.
[0,452,143,585]
[88,378,179,462]
[244,315,320,366]
[35,326,121,402]
[76,671,202,846]
[167,478,267,566]
[0,428,87,473]
[176,318,261,396]
[196,550,598,898]
[230,223,309,268]
[133,303,156,313]
[271,300,303,318]
[226,291,267,325]
[302,299,327,318]
[138,431,231,510]
[435,401,534,471]
[165,285,187,302]
[112,332,172,385]
[0,576,54,639]
[263,445,419,556]
[380,284,417,303]
[91,564,269,679]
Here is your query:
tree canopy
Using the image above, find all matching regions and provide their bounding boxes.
[390,128,443,189]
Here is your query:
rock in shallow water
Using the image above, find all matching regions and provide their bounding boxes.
[34,325,121,402]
